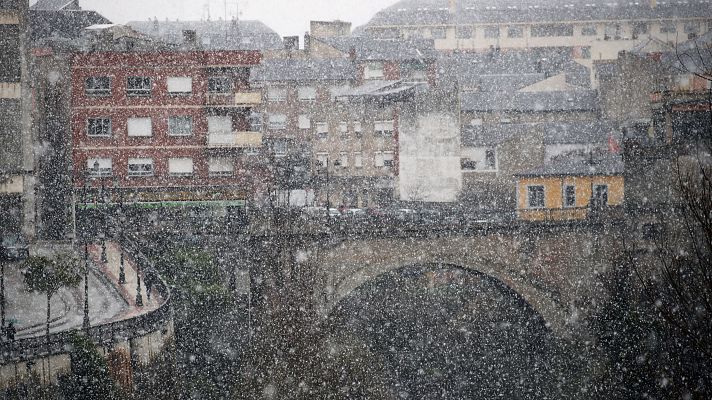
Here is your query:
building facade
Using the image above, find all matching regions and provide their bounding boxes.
[0,0,34,238]
[71,43,264,206]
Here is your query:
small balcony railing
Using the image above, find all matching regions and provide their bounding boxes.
[207,131,263,148]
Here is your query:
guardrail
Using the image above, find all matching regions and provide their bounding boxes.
[0,237,172,364]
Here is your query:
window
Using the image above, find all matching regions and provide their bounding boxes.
[507,26,523,38]
[298,115,311,130]
[339,121,348,135]
[339,152,349,168]
[374,151,384,167]
[208,76,231,93]
[87,158,112,177]
[364,62,384,79]
[297,86,316,102]
[581,47,592,60]
[168,116,193,136]
[660,21,677,34]
[354,152,363,168]
[316,152,328,167]
[249,112,263,132]
[353,121,362,135]
[461,158,477,170]
[684,21,700,38]
[604,24,621,40]
[274,141,287,157]
[527,185,545,208]
[676,75,691,90]
[127,76,151,96]
[532,24,574,37]
[208,116,232,134]
[374,120,394,136]
[209,157,234,177]
[267,87,287,101]
[316,122,328,139]
[168,157,194,177]
[127,117,152,137]
[268,114,287,130]
[383,151,394,168]
[85,76,111,96]
[431,27,446,39]
[485,149,496,170]
[484,26,500,38]
[127,158,154,177]
[564,185,576,208]
[87,118,111,137]
[593,184,609,207]
[456,26,473,39]
[167,77,192,94]
[632,22,649,38]
[581,25,597,36]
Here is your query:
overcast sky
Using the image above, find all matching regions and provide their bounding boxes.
[69,0,398,37]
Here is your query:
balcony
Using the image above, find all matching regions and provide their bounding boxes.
[205,91,262,107]
[207,131,263,148]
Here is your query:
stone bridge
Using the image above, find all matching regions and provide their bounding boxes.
[285,219,626,340]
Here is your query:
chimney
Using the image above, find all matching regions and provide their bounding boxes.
[304,32,311,53]
[650,0,657,7]
[283,36,299,51]
[182,30,197,46]
[449,0,457,14]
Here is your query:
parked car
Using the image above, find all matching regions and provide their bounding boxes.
[1,234,29,261]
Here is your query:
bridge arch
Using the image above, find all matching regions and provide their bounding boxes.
[310,234,573,338]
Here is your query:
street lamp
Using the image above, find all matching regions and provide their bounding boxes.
[93,161,108,264]
[82,173,91,331]
[113,176,126,285]
[135,223,143,307]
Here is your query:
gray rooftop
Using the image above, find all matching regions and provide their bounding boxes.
[30,0,79,11]
[313,36,438,61]
[250,59,355,83]
[462,120,615,147]
[516,153,624,177]
[127,19,283,51]
[365,0,712,28]
[461,90,599,112]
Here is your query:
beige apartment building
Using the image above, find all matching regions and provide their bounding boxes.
[363,0,712,81]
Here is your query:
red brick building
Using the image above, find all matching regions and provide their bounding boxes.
[71,48,264,205]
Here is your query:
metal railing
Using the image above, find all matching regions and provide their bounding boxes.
[0,239,172,363]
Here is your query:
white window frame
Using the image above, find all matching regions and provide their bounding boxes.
[87,158,112,177]
[563,185,576,208]
[297,86,316,102]
[339,152,349,168]
[85,76,111,96]
[374,151,384,167]
[127,117,153,137]
[168,116,193,136]
[267,87,287,102]
[353,121,362,135]
[364,62,384,79]
[354,152,363,168]
[168,157,194,177]
[87,117,111,137]
[208,157,234,177]
[339,121,348,135]
[484,148,497,170]
[383,151,394,168]
[316,152,329,167]
[374,120,394,136]
[268,114,287,130]
[316,122,328,138]
[127,158,154,177]
[126,76,151,96]
[298,115,311,130]
[167,76,193,94]
[527,185,546,209]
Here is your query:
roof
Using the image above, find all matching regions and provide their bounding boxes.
[30,0,79,11]
[438,48,590,89]
[127,19,283,51]
[516,153,624,177]
[335,80,422,100]
[250,59,355,83]
[462,120,614,147]
[365,0,712,29]
[29,9,112,42]
[313,36,437,61]
[662,31,712,74]
[460,90,599,112]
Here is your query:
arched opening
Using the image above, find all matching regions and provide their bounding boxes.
[320,263,582,398]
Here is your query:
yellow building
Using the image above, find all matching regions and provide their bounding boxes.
[515,154,624,221]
